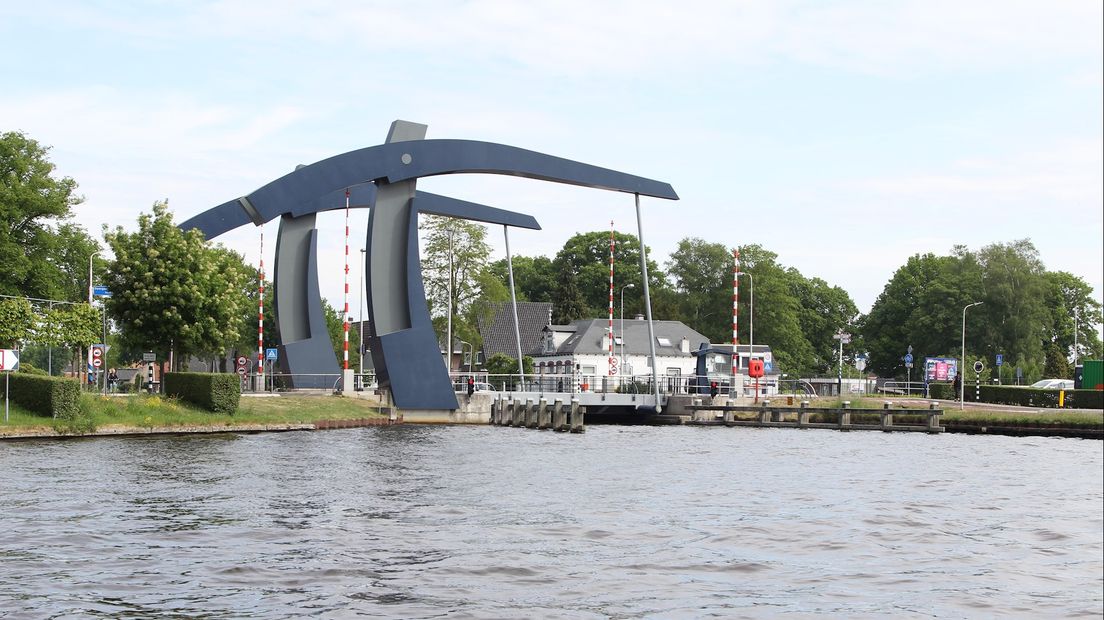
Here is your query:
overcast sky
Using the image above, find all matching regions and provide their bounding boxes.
[2,1,1101,321]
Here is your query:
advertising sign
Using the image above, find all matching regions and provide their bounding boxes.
[924,357,958,381]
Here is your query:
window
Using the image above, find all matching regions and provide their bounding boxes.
[614,336,623,345]
[656,337,671,347]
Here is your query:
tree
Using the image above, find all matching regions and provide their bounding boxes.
[104,201,253,368]
[665,238,731,341]
[487,255,556,303]
[973,240,1048,377]
[420,215,492,347]
[789,273,860,374]
[1043,341,1071,379]
[0,297,34,347]
[1043,271,1103,363]
[0,131,103,301]
[550,230,668,322]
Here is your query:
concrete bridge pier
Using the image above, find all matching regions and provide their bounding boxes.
[798,401,810,427]
[840,401,852,430]
[553,399,566,431]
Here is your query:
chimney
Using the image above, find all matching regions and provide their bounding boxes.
[680,337,689,353]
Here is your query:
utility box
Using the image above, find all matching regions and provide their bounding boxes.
[1079,360,1103,390]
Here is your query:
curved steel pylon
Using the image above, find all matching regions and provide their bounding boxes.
[180,120,678,410]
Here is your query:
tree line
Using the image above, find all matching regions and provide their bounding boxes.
[3,130,1100,383]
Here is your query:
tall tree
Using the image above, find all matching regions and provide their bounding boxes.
[0,131,103,301]
[104,201,253,367]
[973,240,1049,377]
[551,230,667,322]
[420,215,492,346]
[665,238,731,341]
[789,273,860,374]
[487,255,556,303]
[1043,270,1103,362]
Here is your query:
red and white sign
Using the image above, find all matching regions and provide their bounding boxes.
[0,349,18,372]
[91,346,104,369]
[236,356,249,376]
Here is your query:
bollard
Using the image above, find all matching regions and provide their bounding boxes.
[570,400,585,433]
[569,397,581,432]
[513,398,525,426]
[927,402,942,432]
[881,401,893,430]
[553,399,566,431]
[798,400,810,427]
[758,400,771,424]
[691,397,703,422]
[840,401,851,430]
[526,398,537,428]
[538,398,550,429]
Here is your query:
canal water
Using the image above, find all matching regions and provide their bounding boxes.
[1,426,1100,618]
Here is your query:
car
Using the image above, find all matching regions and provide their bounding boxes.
[1028,379,1074,390]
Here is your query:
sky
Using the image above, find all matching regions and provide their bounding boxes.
[2,1,1101,323]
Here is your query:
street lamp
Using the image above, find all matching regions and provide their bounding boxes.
[620,283,635,374]
[459,340,472,374]
[358,248,366,376]
[736,272,753,364]
[961,301,983,409]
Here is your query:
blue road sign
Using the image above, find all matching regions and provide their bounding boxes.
[92,285,111,298]
[265,348,278,361]
[996,354,1003,366]
[903,353,914,365]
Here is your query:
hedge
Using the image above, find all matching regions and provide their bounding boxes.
[925,381,1102,409]
[6,373,81,418]
[163,372,240,413]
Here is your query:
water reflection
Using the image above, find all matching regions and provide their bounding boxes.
[0,426,1100,618]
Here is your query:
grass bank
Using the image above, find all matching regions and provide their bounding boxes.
[814,396,1103,428]
[0,393,387,437]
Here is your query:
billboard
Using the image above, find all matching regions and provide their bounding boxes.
[924,357,958,381]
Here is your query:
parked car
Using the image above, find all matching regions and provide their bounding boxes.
[1028,379,1074,390]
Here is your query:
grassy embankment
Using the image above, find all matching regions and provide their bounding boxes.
[814,396,1103,428]
[0,393,387,436]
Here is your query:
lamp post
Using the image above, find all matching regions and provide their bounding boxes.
[459,340,472,374]
[961,301,983,409]
[736,271,753,363]
[620,283,635,374]
[1072,312,1079,369]
[358,248,366,376]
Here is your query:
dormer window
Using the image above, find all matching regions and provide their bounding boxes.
[656,337,671,347]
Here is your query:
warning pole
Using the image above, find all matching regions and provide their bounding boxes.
[257,227,265,386]
[608,221,615,376]
[342,189,350,370]
[732,249,739,395]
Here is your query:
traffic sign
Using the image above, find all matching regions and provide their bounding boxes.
[903,353,914,365]
[608,357,617,375]
[92,285,112,298]
[995,354,1003,366]
[0,349,19,372]
[236,365,248,376]
[143,352,156,362]
[973,360,985,374]
[236,356,248,367]
[265,348,278,361]
[91,345,103,369]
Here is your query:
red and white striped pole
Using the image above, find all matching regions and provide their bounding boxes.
[608,221,615,376]
[732,249,740,394]
[342,188,350,371]
[257,228,264,382]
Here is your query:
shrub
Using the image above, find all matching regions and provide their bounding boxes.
[163,372,240,413]
[54,396,97,435]
[928,382,955,400]
[978,385,1103,409]
[6,373,81,418]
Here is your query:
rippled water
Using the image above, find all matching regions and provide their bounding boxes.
[1,426,1101,618]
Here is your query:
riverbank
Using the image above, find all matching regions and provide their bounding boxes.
[0,392,1099,439]
[0,393,395,439]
